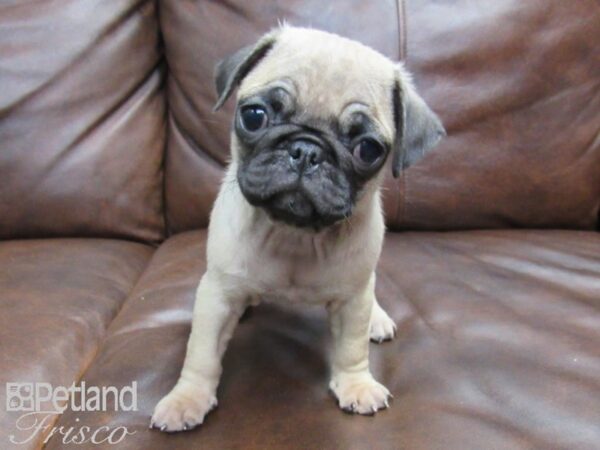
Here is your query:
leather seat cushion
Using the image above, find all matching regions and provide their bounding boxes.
[44,229,600,449]
[0,238,153,449]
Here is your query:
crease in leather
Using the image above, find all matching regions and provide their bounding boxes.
[92,238,197,339]
[170,109,228,169]
[56,235,203,347]
[159,98,171,239]
[39,243,157,450]
[449,78,600,135]
[457,249,600,306]
[518,358,600,393]
[214,0,247,18]
[155,0,171,240]
[377,265,443,336]
[587,126,600,225]
[574,125,600,183]
[434,403,558,449]
[167,72,231,167]
[443,277,588,344]
[42,61,164,180]
[447,371,600,449]
[167,68,203,120]
[107,310,192,340]
[384,232,600,339]
[390,0,407,228]
[0,0,153,117]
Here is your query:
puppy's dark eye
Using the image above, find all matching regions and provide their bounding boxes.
[353,139,384,166]
[240,105,268,132]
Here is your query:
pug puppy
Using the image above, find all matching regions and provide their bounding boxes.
[151,25,444,432]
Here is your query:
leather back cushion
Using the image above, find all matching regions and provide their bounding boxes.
[0,0,165,242]
[162,0,599,233]
[393,0,600,230]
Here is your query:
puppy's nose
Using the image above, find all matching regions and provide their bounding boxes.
[288,139,324,172]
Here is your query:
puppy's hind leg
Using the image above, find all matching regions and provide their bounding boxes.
[151,273,246,432]
[370,298,396,343]
[366,273,396,343]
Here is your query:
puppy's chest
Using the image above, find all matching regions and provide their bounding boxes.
[243,229,349,304]
[251,259,332,304]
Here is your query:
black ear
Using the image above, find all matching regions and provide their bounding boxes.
[213,33,278,111]
[391,68,446,177]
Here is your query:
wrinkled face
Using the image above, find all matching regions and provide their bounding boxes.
[235,85,392,229]
[235,83,391,229]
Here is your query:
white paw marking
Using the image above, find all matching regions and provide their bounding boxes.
[151,387,217,433]
[370,303,396,343]
[330,373,391,415]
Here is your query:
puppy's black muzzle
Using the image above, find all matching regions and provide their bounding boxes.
[237,129,352,230]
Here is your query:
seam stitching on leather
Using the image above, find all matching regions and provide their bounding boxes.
[394,0,408,228]
[397,0,407,61]
[156,0,171,238]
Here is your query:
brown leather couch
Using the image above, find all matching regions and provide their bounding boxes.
[1,1,599,449]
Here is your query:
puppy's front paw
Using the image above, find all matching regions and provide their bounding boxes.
[151,386,217,432]
[370,304,396,343]
[329,373,391,415]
